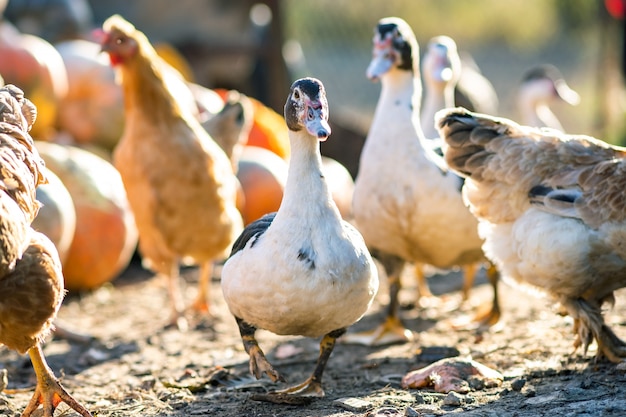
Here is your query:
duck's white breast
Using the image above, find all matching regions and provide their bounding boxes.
[221,220,378,338]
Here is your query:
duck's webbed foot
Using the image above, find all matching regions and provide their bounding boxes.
[236,317,285,382]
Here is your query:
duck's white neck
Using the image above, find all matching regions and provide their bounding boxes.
[372,68,425,140]
[379,70,420,111]
[278,131,338,219]
[518,96,564,131]
[421,81,454,139]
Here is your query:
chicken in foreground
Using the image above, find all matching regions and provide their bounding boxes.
[99,15,243,329]
[0,85,91,416]
[348,17,500,346]
[221,78,379,397]
[437,107,626,362]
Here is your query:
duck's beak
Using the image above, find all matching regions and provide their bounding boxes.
[304,101,331,141]
[366,53,394,81]
[554,79,580,106]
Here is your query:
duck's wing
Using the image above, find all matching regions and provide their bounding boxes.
[228,212,276,257]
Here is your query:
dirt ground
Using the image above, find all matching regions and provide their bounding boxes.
[2,258,626,417]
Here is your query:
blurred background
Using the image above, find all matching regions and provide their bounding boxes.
[3,0,626,153]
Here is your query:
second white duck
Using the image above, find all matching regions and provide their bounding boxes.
[348,17,500,346]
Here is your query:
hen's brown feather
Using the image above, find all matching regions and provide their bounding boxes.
[440,107,625,224]
[0,84,58,353]
[437,107,626,362]
[101,15,242,324]
[0,230,63,353]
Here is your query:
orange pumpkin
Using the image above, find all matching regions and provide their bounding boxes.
[321,156,355,220]
[32,167,76,264]
[236,146,288,225]
[34,142,138,291]
[0,21,68,140]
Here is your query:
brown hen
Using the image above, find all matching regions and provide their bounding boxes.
[438,107,626,363]
[0,85,91,416]
[99,15,243,329]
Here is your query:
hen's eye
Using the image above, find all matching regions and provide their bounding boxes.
[116,37,125,45]
[293,90,300,100]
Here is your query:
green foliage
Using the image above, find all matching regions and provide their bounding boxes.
[283,0,599,51]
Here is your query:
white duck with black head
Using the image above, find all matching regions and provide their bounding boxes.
[348,17,500,346]
[221,77,379,397]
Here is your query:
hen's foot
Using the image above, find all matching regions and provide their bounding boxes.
[189,261,214,314]
[164,313,189,332]
[340,315,414,346]
[189,298,210,313]
[21,345,92,417]
[594,325,626,363]
[401,357,503,393]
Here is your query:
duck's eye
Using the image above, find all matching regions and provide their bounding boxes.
[293,90,300,100]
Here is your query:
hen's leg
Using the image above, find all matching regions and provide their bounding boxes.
[236,317,284,382]
[341,251,413,346]
[21,344,92,417]
[164,263,188,331]
[595,324,626,362]
[190,262,213,314]
[272,328,346,397]
[567,298,626,362]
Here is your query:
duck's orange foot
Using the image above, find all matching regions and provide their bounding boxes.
[401,357,503,393]
[340,315,414,346]
[448,299,501,332]
[271,375,325,397]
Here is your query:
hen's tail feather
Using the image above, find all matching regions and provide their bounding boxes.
[437,108,502,180]
[564,297,626,362]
